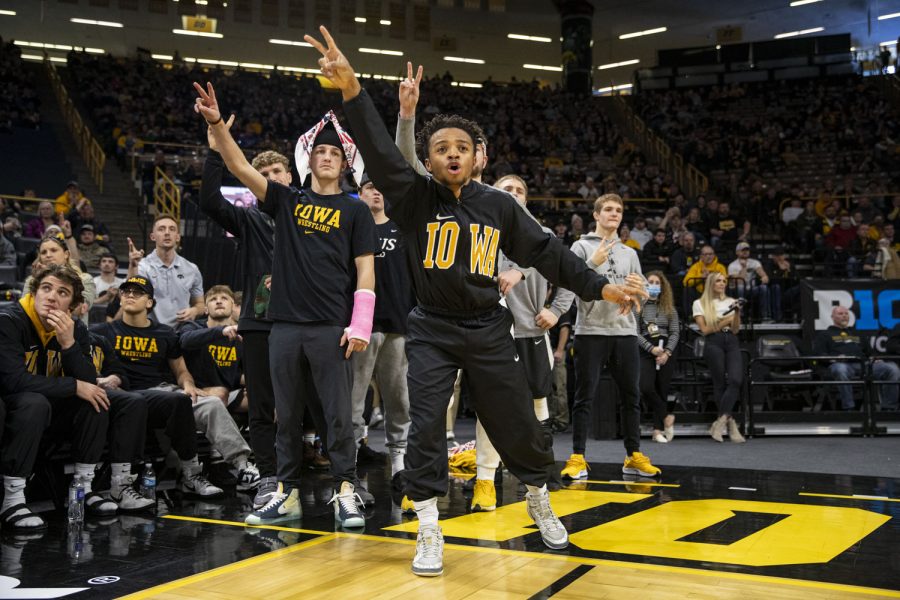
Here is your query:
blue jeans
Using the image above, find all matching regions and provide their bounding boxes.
[829,361,900,410]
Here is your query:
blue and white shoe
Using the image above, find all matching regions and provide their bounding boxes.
[329,482,365,529]
[245,483,301,525]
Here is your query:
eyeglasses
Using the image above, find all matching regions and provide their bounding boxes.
[120,288,147,298]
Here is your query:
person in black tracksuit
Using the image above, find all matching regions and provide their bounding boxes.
[306,29,646,575]
[199,144,278,508]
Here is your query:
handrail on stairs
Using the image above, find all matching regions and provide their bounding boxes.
[153,166,181,224]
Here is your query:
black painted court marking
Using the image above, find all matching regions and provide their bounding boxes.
[527,564,594,599]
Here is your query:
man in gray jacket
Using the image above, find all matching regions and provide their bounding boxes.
[469,174,576,512]
[562,194,661,481]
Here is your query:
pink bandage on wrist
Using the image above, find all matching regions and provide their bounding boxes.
[345,289,376,343]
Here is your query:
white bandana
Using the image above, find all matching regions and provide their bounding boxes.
[294,110,365,187]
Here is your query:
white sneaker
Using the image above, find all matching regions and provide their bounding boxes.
[412,525,444,577]
[245,483,302,525]
[111,478,155,512]
[237,463,261,492]
[329,482,365,528]
[652,432,668,443]
[525,490,569,550]
[664,425,675,442]
[181,472,224,498]
[368,407,384,429]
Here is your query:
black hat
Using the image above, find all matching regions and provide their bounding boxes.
[66,180,80,189]
[359,172,373,188]
[120,276,154,299]
[313,124,344,154]
[78,223,94,233]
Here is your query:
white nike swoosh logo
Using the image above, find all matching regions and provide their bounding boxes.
[514,354,520,362]
[390,229,398,233]
[436,214,455,220]
[534,339,542,345]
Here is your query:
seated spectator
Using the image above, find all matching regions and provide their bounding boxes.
[642,229,673,266]
[94,253,123,304]
[670,232,700,277]
[855,196,882,224]
[619,224,642,252]
[0,233,14,267]
[553,222,571,246]
[848,224,877,277]
[578,177,600,202]
[782,198,804,224]
[684,207,708,243]
[764,247,798,321]
[821,204,839,235]
[23,201,57,239]
[709,202,750,249]
[789,201,824,252]
[824,213,857,275]
[55,181,89,215]
[630,216,653,249]
[92,276,258,493]
[727,242,773,322]
[77,225,107,270]
[177,285,246,412]
[682,244,727,315]
[815,306,899,411]
[68,201,111,246]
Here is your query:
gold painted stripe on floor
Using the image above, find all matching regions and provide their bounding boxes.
[581,479,681,488]
[162,513,333,535]
[139,513,900,599]
[117,533,337,600]
[799,492,900,503]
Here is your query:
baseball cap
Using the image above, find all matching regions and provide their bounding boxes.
[66,180,80,189]
[78,223,94,233]
[736,242,751,251]
[358,172,373,188]
[120,276,154,299]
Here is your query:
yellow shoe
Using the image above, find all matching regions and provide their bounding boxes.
[622,452,661,478]
[560,454,589,480]
[471,480,496,512]
[401,496,416,515]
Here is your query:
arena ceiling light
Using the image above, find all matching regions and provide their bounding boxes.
[151,54,173,60]
[444,56,485,64]
[598,59,640,70]
[380,19,391,25]
[789,0,822,6]
[618,27,667,40]
[0,9,16,16]
[355,17,366,23]
[507,33,552,43]
[276,65,320,74]
[596,83,634,93]
[359,48,403,56]
[452,82,483,88]
[240,62,275,70]
[174,29,223,38]
[269,38,311,47]
[774,27,824,38]
[523,63,562,71]
[20,53,67,63]
[878,12,900,20]
[70,17,123,27]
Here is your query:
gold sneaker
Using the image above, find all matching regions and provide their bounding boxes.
[471,480,496,512]
[561,454,589,480]
[622,452,661,477]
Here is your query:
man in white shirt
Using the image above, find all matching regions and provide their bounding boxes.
[630,216,653,249]
[93,253,124,304]
[127,215,205,327]
[727,241,772,321]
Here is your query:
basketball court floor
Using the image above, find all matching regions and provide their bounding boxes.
[6,436,899,600]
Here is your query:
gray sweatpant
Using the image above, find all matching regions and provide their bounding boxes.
[350,332,410,450]
[150,383,250,467]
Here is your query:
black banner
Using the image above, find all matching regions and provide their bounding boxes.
[801,279,900,352]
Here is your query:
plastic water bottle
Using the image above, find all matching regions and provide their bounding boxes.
[140,462,157,501]
[67,476,84,524]
[67,522,84,561]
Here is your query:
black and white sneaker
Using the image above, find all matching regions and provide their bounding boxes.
[329,482,365,528]
[181,472,224,498]
[237,463,261,492]
[412,526,444,577]
[253,476,279,509]
[110,478,155,512]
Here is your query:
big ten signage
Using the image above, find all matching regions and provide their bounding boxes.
[801,280,900,352]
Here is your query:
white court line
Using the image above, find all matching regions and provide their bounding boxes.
[728,486,757,492]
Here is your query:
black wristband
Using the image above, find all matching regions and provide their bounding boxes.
[206,115,223,125]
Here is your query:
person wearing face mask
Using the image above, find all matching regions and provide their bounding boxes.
[636,272,679,443]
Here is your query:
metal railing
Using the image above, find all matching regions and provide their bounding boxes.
[614,95,709,199]
[45,58,106,193]
[153,166,181,223]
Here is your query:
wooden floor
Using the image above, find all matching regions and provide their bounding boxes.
[121,529,900,600]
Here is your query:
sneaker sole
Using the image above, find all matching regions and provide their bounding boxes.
[622,467,661,477]
[116,501,156,513]
[245,512,302,526]
[561,471,588,480]
[471,503,496,512]
[338,516,365,528]
[412,566,443,577]
[181,489,225,498]
[540,535,569,550]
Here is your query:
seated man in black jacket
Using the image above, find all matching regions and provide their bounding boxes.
[815,305,900,410]
[0,264,146,531]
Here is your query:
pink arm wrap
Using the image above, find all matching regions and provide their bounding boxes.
[345,289,376,343]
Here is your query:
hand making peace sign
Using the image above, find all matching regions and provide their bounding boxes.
[304,26,361,99]
[399,61,424,119]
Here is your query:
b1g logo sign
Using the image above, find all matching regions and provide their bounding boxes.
[801,280,900,352]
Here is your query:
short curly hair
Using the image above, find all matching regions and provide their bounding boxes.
[29,263,85,311]
[416,114,486,161]
[251,150,290,172]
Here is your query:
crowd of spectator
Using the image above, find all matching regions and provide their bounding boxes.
[0,39,41,132]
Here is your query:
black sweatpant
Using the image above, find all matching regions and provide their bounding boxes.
[136,389,198,460]
[104,390,148,463]
[1,392,108,478]
[242,330,276,478]
[572,335,641,456]
[403,306,554,501]
[703,332,744,416]
[269,322,355,489]
[639,353,675,431]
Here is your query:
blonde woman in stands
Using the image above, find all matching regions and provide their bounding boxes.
[26,232,96,322]
[693,272,745,443]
